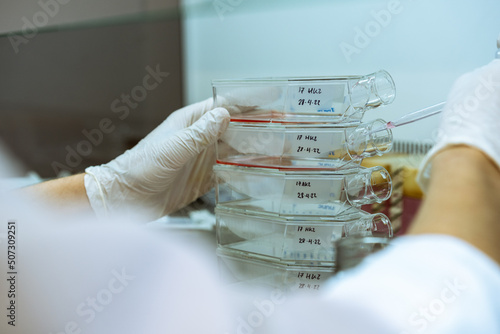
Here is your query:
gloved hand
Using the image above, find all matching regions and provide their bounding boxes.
[417,59,500,191]
[84,98,230,221]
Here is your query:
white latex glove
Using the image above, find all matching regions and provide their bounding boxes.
[84,98,230,221]
[417,59,500,191]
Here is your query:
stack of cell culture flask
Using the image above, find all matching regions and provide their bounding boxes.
[212,71,395,292]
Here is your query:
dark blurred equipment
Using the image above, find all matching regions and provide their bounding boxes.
[0,1,182,177]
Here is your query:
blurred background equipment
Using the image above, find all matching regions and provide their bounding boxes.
[0,0,183,177]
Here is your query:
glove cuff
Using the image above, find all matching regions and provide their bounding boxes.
[417,139,500,193]
[84,167,109,219]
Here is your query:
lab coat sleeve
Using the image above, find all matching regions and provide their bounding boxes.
[263,235,500,334]
[0,217,232,334]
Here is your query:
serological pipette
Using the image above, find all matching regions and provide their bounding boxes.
[369,101,446,134]
[370,34,499,135]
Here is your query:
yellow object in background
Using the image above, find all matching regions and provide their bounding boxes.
[402,167,424,199]
[362,153,424,199]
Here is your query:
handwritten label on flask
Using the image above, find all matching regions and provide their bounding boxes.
[294,225,343,251]
[286,178,342,203]
[288,131,344,159]
[288,83,345,114]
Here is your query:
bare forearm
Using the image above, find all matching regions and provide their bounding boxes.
[409,146,500,264]
[17,173,93,215]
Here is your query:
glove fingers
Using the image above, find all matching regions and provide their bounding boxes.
[164,98,215,129]
[161,146,217,215]
[160,107,230,171]
[140,98,215,143]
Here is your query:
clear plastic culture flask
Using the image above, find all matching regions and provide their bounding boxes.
[216,246,336,291]
[214,164,392,216]
[216,206,392,266]
[216,119,393,169]
[335,236,392,272]
[212,70,396,123]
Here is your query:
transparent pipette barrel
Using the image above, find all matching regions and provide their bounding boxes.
[347,119,393,160]
[392,101,445,127]
[368,102,446,134]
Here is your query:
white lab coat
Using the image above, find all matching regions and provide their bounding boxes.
[1,145,499,333]
[263,235,500,334]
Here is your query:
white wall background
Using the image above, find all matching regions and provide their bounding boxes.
[181,0,500,142]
